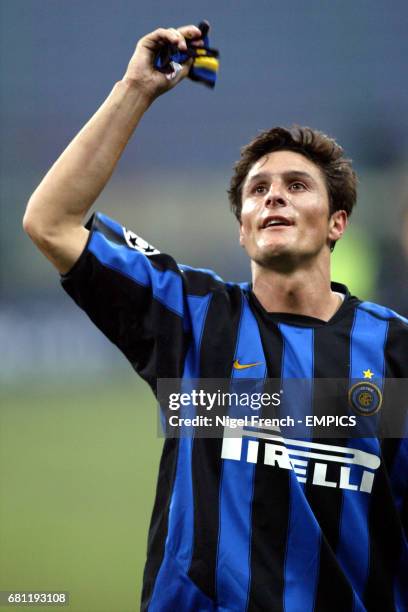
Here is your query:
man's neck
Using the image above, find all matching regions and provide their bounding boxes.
[251,261,343,322]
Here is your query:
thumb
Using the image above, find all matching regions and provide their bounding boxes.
[167,57,194,88]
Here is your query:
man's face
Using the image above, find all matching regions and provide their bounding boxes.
[239,150,345,268]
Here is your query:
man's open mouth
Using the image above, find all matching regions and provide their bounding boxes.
[261,216,293,229]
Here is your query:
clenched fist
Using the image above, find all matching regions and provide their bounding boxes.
[123,24,206,102]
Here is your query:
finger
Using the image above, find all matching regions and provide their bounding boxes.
[177,24,205,40]
[179,57,194,77]
[167,57,194,87]
[167,28,188,52]
[139,27,186,53]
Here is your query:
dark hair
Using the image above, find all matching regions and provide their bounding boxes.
[228,126,357,228]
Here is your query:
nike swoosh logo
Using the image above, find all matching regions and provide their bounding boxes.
[233,359,263,370]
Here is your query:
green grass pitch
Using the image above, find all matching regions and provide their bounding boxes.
[0,374,162,612]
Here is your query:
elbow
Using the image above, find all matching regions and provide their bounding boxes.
[22,205,35,239]
[22,197,53,249]
[22,199,41,244]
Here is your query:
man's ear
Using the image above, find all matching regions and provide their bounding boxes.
[328,210,348,244]
[239,221,245,247]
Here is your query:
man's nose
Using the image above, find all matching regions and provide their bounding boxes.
[264,184,287,207]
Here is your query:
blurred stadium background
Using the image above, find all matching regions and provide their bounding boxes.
[1,1,408,610]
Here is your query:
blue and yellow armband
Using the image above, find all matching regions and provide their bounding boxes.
[154,20,219,88]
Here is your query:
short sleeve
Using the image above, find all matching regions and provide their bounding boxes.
[61,212,189,389]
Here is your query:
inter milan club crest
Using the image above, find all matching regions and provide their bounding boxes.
[123,228,160,256]
[348,381,383,416]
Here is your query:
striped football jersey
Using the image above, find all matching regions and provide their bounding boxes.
[61,212,408,612]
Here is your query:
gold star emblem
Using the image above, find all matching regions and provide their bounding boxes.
[363,369,374,379]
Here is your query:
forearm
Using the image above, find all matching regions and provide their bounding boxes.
[24,79,151,239]
[23,24,202,274]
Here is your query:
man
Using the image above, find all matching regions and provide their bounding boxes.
[23,23,407,612]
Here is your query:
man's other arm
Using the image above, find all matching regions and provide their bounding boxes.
[23,25,203,274]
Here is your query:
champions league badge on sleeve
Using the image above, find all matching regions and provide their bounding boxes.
[123,228,160,256]
[348,381,383,416]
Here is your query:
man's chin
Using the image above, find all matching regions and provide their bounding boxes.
[255,243,291,261]
[251,245,299,271]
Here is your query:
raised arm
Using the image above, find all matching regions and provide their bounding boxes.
[23,24,203,274]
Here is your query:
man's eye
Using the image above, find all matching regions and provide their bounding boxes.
[289,182,306,191]
[254,185,266,193]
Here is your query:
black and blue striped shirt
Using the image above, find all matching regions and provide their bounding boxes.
[62,212,408,612]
